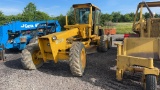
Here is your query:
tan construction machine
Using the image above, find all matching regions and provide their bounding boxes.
[21,3,112,76]
[116,1,160,90]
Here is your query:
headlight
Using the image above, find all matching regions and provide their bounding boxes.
[52,36,57,40]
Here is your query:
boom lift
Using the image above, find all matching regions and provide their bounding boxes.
[21,3,112,76]
[0,20,61,60]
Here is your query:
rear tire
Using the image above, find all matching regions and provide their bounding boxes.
[108,37,112,49]
[98,29,104,36]
[69,42,86,76]
[145,75,157,90]
[0,49,5,61]
[0,44,6,61]
[97,35,108,52]
[21,43,43,70]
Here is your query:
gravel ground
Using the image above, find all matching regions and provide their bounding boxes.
[0,34,160,90]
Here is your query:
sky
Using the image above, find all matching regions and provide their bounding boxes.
[0,0,158,16]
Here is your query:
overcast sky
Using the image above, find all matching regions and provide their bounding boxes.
[0,0,158,16]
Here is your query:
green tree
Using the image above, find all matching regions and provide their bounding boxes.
[129,12,135,20]
[22,2,37,21]
[154,13,160,18]
[124,14,132,22]
[6,15,17,21]
[144,12,150,18]
[67,7,75,25]
[53,14,65,30]
[34,11,51,21]
[111,12,121,22]
[5,14,23,23]
[100,13,113,25]
[119,14,124,22]
[0,11,7,25]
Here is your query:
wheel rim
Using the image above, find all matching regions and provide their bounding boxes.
[81,48,86,69]
[32,50,42,66]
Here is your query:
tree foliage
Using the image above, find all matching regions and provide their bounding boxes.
[34,11,51,21]
[111,12,121,22]
[22,2,37,21]
[53,14,66,30]
[67,7,75,25]
[0,11,7,25]
[100,13,113,25]
[1,2,160,26]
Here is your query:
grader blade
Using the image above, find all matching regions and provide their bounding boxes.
[123,38,159,59]
[86,45,97,54]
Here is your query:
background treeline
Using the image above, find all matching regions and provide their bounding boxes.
[0,2,160,27]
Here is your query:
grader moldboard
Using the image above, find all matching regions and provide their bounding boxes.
[116,1,160,90]
[21,3,112,76]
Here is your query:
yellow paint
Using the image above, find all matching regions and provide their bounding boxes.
[81,48,86,69]
[143,68,159,76]
[117,2,160,87]
[38,28,79,63]
[32,3,111,67]
[133,1,160,38]
[116,38,159,82]
[32,50,43,66]
[116,38,160,80]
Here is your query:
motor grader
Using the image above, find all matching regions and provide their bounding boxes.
[116,1,160,90]
[21,3,112,76]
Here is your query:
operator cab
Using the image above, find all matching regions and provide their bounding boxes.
[72,3,101,34]
[75,8,90,24]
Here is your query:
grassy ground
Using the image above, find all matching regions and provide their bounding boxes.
[114,23,133,34]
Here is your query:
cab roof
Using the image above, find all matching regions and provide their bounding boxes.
[72,3,100,10]
[138,1,160,8]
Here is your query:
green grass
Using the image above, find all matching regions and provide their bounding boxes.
[115,23,133,34]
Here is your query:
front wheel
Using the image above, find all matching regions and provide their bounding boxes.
[97,35,109,52]
[145,75,157,90]
[21,43,43,70]
[69,42,86,76]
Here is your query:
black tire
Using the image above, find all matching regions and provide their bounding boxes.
[98,29,104,36]
[97,35,108,52]
[108,37,112,49]
[69,42,86,76]
[0,44,6,61]
[21,43,43,70]
[145,75,157,90]
[0,50,5,61]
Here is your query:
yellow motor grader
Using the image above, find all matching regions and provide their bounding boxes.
[21,3,112,76]
[116,1,160,90]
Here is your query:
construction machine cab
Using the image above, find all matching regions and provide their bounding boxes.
[65,3,101,35]
[73,3,101,24]
[75,8,90,24]
[133,1,160,37]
